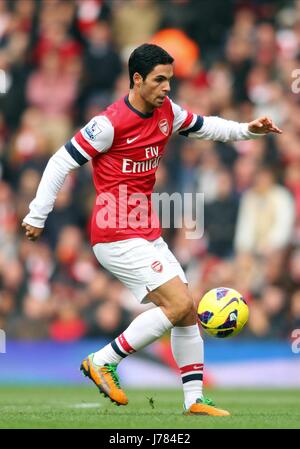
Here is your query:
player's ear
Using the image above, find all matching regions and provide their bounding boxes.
[133,72,143,87]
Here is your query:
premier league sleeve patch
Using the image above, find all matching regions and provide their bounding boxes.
[83,119,102,141]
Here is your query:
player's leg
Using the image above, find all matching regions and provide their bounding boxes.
[147,278,229,416]
[82,274,193,405]
[147,239,205,409]
[81,301,174,405]
[82,272,228,414]
[81,238,178,405]
[81,274,194,405]
[147,279,204,407]
[82,237,229,414]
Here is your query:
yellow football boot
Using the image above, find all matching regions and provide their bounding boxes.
[184,398,230,416]
[80,354,128,406]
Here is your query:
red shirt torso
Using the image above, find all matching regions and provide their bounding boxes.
[90,96,175,244]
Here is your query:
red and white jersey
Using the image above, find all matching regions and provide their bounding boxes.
[23,94,259,241]
[65,95,203,244]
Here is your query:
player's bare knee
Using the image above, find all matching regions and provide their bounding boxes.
[173,295,194,324]
[148,279,195,324]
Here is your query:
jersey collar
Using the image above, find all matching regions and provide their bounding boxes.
[124,95,154,119]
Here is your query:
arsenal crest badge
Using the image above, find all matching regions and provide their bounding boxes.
[151,261,163,273]
[159,119,169,136]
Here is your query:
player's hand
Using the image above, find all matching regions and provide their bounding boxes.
[248,117,282,135]
[21,222,44,241]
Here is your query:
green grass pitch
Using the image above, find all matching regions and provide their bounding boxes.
[0,386,299,429]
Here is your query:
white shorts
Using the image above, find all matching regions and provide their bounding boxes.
[93,237,187,303]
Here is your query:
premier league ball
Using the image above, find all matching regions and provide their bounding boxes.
[197,287,249,338]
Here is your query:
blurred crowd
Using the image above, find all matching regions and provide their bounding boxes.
[0,0,300,342]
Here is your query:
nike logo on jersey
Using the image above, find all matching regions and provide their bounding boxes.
[127,136,140,144]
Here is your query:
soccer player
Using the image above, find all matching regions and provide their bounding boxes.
[22,44,282,416]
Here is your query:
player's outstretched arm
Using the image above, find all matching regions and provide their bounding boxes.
[171,100,282,142]
[185,115,282,142]
[22,146,80,241]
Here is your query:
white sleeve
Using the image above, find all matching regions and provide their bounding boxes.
[65,115,114,165]
[22,146,79,228]
[170,100,262,141]
[188,116,264,142]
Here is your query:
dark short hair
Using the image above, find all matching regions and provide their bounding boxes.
[128,44,174,88]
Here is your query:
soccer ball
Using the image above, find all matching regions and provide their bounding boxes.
[197,287,249,338]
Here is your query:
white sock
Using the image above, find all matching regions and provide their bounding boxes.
[93,307,173,365]
[171,324,204,409]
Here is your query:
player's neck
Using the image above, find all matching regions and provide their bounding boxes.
[128,91,154,115]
